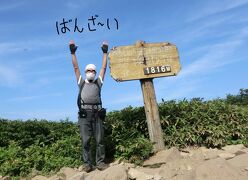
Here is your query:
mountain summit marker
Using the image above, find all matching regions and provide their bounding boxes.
[109,41,181,151]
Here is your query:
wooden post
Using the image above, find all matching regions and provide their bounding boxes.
[108,40,181,152]
[140,78,165,152]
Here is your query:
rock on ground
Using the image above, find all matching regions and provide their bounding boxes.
[128,168,155,180]
[57,167,79,179]
[32,175,48,180]
[143,147,181,166]
[227,153,248,169]
[218,152,236,160]
[85,165,128,180]
[29,145,248,180]
[68,172,86,180]
[222,144,245,154]
[194,158,247,180]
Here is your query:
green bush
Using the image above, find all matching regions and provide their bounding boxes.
[226,88,248,106]
[159,99,248,148]
[0,136,82,177]
[105,106,153,165]
[0,119,78,148]
[0,90,248,178]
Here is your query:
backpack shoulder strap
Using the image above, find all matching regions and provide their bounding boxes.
[94,78,102,104]
[77,80,85,110]
[94,79,101,92]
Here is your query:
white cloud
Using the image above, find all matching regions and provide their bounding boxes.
[187,0,248,22]
[7,92,63,102]
[186,15,234,39]
[0,38,64,55]
[0,65,21,87]
[65,0,98,10]
[155,24,248,100]
[0,43,26,55]
[0,1,26,11]
[181,25,248,78]
[156,78,202,101]
[18,53,66,67]
[180,42,239,78]
[106,93,143,106]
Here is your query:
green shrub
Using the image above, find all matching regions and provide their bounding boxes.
[226,88,248,106]
[0,90,248,178]
[105,106,153,165]
[159,99,248,148]
[0,136,82,177]
[0,119,78,148]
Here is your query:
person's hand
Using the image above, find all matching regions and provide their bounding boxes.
[69,40,77,54]
[101,41,108,54]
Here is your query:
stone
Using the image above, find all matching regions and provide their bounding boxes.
[222,144,245,154]
[128,168,154,180]
[23,146,248,180]
[153,174,163,180]
[68,172,85,180]
[201,148,223,160]
[109,158,122,166]
[218,153,236,160]
[234,150,247,156]
[186,165,192,171]
[48,175,64,180]
[194,158,247,180]
[227,154,248,169]
[31,169,41,177]
[158,167,178,179]
[58,167,79,179]
[143,147,181,166]
[85,165,128,180]
[2,176,11,180]
[180,151,190,157]
[32,175,48,180]
[123,162,136,169]
[78,165,84,172]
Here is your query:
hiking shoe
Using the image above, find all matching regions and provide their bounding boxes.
[96,163,109,171]
[83,164,93,173]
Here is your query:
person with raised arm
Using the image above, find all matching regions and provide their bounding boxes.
[69,40,109,172]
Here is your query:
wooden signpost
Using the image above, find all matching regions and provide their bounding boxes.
[108,41,181,152]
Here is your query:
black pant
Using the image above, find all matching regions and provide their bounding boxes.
[78,110,105,166]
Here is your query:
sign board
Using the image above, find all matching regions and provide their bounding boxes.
[108,41,181,81]
[108,40,181,151]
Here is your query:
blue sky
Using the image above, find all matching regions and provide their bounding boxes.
[0,0,248,121]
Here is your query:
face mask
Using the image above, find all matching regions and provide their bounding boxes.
[86,72,95,81]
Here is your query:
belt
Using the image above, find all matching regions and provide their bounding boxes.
[81,104,102,110]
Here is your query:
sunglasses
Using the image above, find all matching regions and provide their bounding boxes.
[86,70,96,73]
